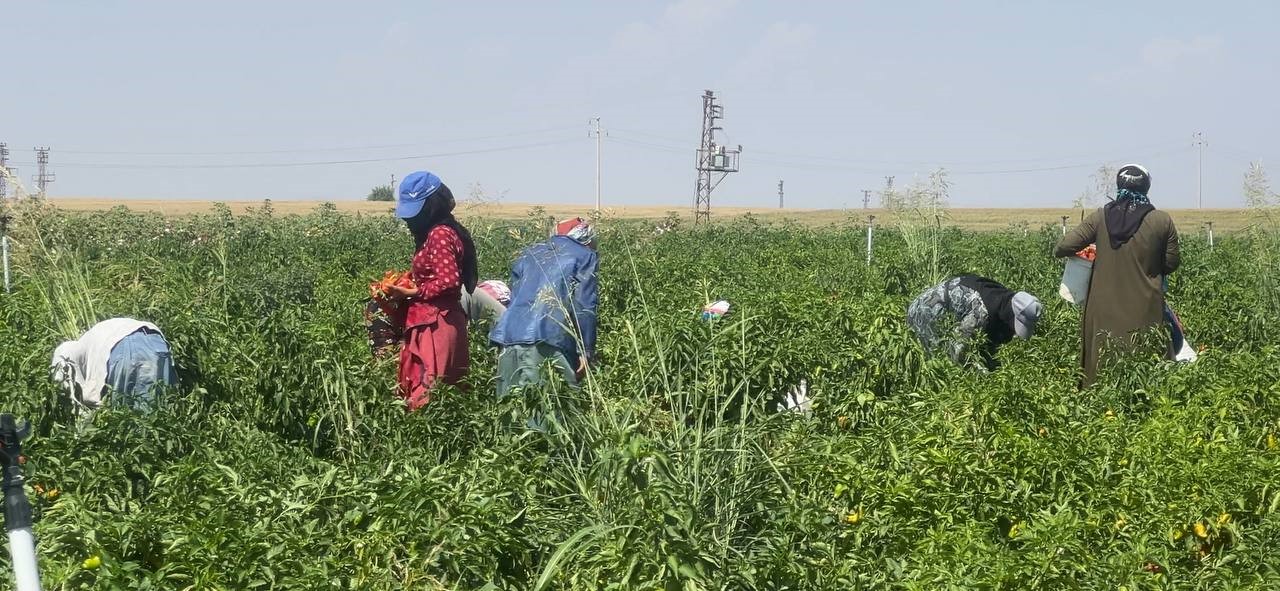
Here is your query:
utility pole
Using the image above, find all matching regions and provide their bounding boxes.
[390,173,395,193]
[1193,132,1206,209]
[862,189,872,210]
[777,180,784,209]
[591,116,606,211]
[694,90,741,224]
[34,147,54,197]
[881,176,895,208]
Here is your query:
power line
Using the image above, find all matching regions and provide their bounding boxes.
[610,128,1190,168]
[51,125,581,156]
[949,147,1194,176]
[752,147,1194,176]
[8,138,581,170]
[748,140,1190,168]
[606,136,686,154]
[610,133,1195,177]
[608,129,1194,175]
[1207,142,1262,162]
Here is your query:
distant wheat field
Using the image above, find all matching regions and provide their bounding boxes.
[43,198,1258,232]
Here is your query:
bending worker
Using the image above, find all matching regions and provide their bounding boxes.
[907,275,1043,370]
[51,317,178,414]
[462,279,511,324]
[489,217,599,397]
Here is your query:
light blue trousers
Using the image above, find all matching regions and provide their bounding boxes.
[106,330,178,411]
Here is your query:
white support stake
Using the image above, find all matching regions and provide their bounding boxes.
[865,215,875,266]
[8,528,41,591]
[1206,221,1214,251]
[2,235,9,293]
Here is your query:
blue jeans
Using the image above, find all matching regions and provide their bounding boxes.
[1161,277,1184,352]
[106,330,177,412]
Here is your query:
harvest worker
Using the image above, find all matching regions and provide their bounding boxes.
[907,276,1043,370]
[489,217,599,398]
[383,171,478,410]
[701,300,730,321]
[365,280,508,359]
[51,317,178,414]
[462,279,511,324]
[1055,164,1180,387]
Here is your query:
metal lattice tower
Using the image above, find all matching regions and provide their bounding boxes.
[0,143,9,198]
[34,146,54,197]
[694,90,740,225]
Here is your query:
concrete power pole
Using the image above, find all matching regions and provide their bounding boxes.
[590,117,604,212]
[778,180,784,209]
[34,147,54,197]
[1193,131,1206,209]
[694,90,741,225]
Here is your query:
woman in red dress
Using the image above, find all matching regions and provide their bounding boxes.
[386,171,478,410]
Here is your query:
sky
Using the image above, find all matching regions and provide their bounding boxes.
[2,0,1277,209]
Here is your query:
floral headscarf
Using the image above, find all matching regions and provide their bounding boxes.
[553,217,597,247]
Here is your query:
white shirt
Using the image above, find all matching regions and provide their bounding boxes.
[51,318,162,410]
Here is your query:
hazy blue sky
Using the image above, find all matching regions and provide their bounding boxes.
[3,1,1276,209]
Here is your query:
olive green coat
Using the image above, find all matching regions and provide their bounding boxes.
[1055,208,1180,386]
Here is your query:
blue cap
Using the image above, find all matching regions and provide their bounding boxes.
[396,171,443,219]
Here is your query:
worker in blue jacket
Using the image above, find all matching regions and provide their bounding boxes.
[489,217,599,398]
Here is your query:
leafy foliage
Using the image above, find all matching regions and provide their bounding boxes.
[367,185,394,202]
[1,200,1278,589]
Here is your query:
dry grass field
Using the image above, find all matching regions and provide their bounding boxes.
[43,197,1258,232]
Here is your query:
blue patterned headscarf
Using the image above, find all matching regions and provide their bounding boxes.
[1116,188,1150,206]
[1106,165,1155,248]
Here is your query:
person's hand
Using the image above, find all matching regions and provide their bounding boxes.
[385,283,419,300]
[576,356,590,380]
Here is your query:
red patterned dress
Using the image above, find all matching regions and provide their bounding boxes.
[398,225,470,410]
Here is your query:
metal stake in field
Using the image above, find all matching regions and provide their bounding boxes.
[1061,215,1070,236]
[693,90,741,225]
[1205,220,1214,251]
[866,215,875,266]
[33,147,54,198]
